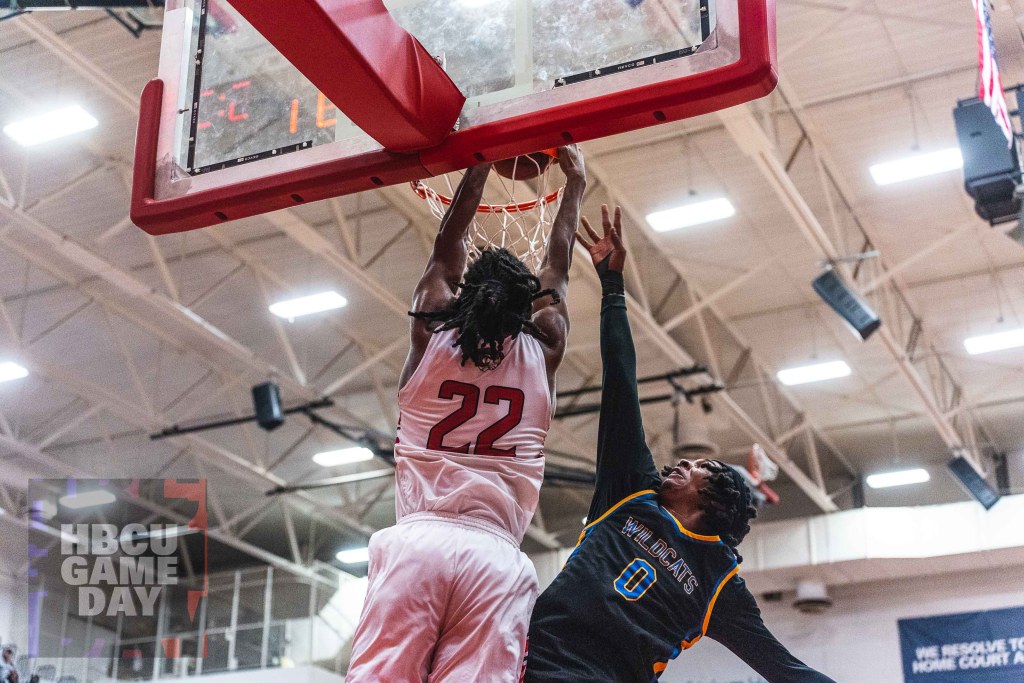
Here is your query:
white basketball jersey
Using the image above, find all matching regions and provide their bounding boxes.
[394,328,551,543]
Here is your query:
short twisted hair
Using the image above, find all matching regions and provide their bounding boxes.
[411,248,558,371]
[661,460,757,563]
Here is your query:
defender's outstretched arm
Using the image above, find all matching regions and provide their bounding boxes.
[576,206,661,522]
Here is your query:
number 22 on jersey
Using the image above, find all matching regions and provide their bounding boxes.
[427,380,525,456]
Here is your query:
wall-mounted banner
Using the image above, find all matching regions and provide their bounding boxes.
[899,606,1024,682]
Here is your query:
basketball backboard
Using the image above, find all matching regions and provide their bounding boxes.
[132,0,777,234]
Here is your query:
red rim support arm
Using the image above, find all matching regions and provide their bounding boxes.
[227,0,465,152]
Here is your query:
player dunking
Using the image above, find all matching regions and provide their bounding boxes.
[346,147,586,683]
[523,206,837,682]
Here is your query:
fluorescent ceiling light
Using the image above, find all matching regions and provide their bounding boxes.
[870,148,963,186]
[646,198,735,233]
[336,547,370,565]
[964,327,1024,355]
[777,360,851,386]
[866,468,930,489]
[3,105,99,147]
[313,447,375,467]
[0,362,28,383]
[269,291,347,321]
[59,490,116,510]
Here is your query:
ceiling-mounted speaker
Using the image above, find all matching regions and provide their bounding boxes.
[812,267,882,341]
[954,95,1021,225]
[252,382,284,432]
[948,455,1001,510]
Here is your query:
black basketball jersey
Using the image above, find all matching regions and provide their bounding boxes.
[523,278,835,683]
[526,489,740,682]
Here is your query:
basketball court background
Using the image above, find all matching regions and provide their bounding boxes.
[1,1,1024,681]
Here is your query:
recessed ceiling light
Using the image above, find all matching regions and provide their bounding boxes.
[0,362,28,384]
[313,447,375,467]
[777,360,851,386]
[269,291,347,321]
[866,468,930,489]
[963,327,1024,355]
[646,198,735,233]
[3,105,99,147]
[59,490,116,510]
[336,547,370,565]
[869,148,963,186]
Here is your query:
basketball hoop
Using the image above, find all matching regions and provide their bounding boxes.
[411,155,565,274]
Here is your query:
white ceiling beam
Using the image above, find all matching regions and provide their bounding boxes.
[781,0,873,60]
[861,224,978,294]
[327,198,360,261]
[146,234,181,302]
[202,228,404,384]
[15,15,138,113]
[256,273,308,386]
[0,294,20,344]
[661,263,771,333]
[590,64,976,161]
[582,156,847,511]
[718,94,987,470]
[321,337,405,398]
[262,209,409,317]
[785,0,965,28]
[35,403,104,450]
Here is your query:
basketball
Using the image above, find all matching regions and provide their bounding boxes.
[493,151,557,180]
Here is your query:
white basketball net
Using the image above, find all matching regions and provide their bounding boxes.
[412,160,564,274]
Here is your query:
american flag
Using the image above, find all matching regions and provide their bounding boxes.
[973,0,1013,145]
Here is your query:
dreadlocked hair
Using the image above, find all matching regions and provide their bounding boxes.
[411,248,559,371]
[661,460,757,563]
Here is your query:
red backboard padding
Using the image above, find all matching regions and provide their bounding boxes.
[228,0,466,152]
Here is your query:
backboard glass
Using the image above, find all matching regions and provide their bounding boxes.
[132,0,776,234]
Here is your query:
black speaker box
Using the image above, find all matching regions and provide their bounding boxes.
[954,96,1021,224]
[812,268,882,341]
[252,382,285,431]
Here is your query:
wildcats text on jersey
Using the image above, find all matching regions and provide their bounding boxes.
[620,517,699,593]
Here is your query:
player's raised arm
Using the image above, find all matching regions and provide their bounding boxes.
[532,145,586,373]
[536,145,586,306]
[576,206,661,521]
[413,163,491,311]
[402,165,490,386]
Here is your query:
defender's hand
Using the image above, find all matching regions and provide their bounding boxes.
[576,204,626,273]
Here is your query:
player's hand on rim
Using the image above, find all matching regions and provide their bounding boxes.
[557,144,586,182]
[576,204,626,273]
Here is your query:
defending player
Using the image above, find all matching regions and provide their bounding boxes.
[346,147,586,683]
[524,206,836,683]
